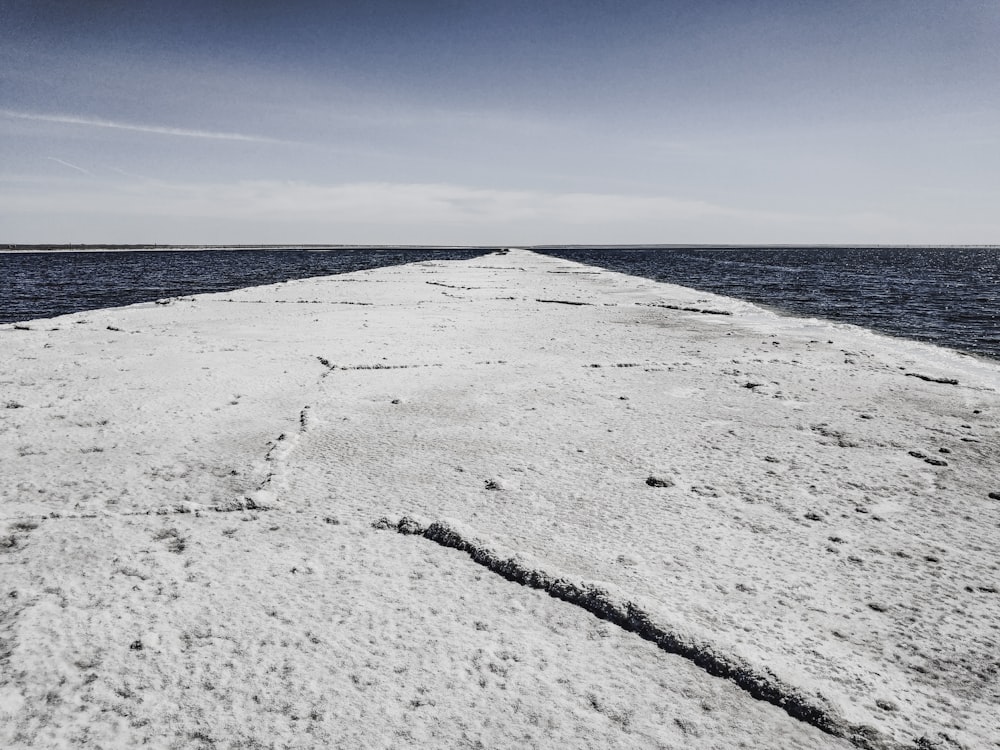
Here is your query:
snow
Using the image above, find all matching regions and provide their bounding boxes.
[1,249,998,749]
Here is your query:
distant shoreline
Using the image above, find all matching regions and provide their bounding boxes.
[2,243,997,253]
[0,244,496,253]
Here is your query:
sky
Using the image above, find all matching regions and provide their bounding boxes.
[2,0,999,245]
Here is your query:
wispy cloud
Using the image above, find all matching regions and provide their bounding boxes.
[106,166,157,181]
[45,156,93,175]
[0,178,808,226]
[7,177,990,244]
[2,109,289,144]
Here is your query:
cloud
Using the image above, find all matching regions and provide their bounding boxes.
[6,176,996,244]
[0,177,832,244]
[62,180,802,226]
[45,157,93,175]
[1,109,289,144]
[0,177,806,225]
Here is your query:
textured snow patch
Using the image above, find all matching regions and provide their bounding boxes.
[374,515,905,750]
[3,248,997,748]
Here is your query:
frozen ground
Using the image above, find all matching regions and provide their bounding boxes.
[1,249,997,749]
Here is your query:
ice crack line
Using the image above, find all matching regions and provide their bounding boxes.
[314,357,449,377]
[639,302,733,316]
[219,299,374,306]
[0,500,271,535]
[535,298,593,306]
[426,280,481,290]
[904,372,959,386]
[252,406,313,503]
[373,515,911,750]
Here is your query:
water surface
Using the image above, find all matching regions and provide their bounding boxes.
[538,247,1000,361]
[0,247,491,323]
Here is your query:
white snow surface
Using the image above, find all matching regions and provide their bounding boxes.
[1,249,998,749]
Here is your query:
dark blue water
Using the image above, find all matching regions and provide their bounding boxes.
[0,247,490,323]
[3,246,998,362]
[537,247,1000,361]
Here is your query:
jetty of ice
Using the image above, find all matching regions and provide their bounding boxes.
[2,249,998,749]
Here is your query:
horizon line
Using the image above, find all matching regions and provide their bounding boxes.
[2,243,998,253]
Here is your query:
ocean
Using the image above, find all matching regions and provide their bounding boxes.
[2,246,997,361]
[0,247,489,324]
[538,246,999,361]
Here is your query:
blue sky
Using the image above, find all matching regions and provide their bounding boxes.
[2,0,998,244]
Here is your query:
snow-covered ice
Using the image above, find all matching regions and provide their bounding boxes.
[1,249,997,749]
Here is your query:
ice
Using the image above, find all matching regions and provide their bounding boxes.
[1,249,997,748]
